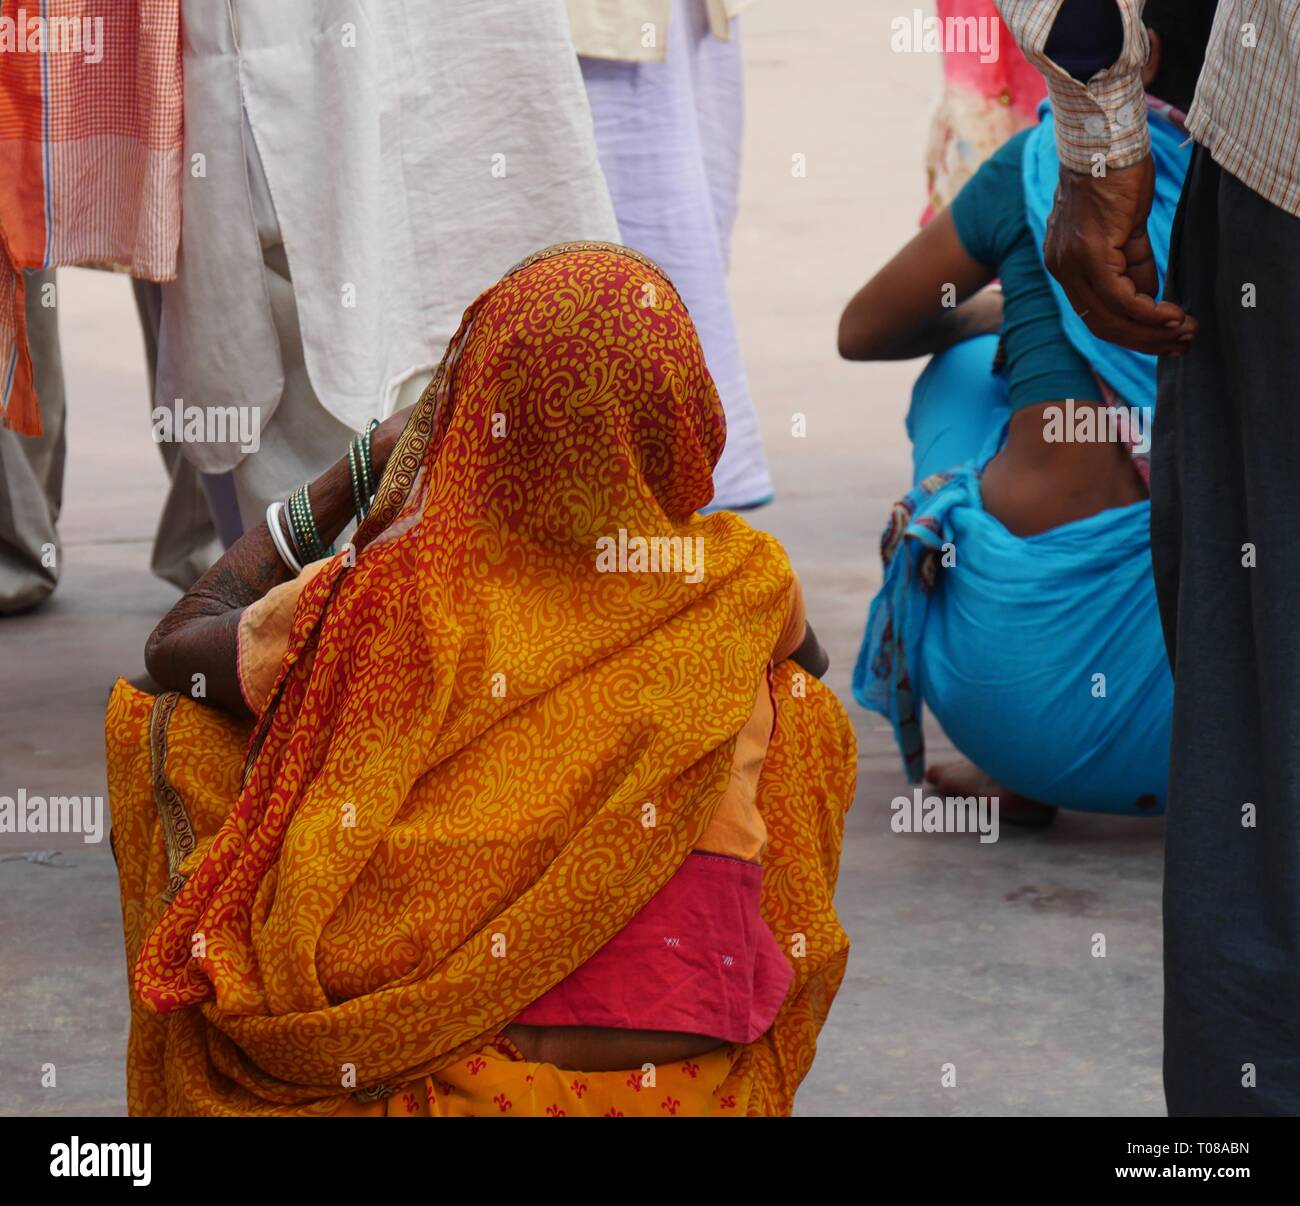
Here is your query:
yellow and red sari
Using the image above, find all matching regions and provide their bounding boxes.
[106,242,857,1116]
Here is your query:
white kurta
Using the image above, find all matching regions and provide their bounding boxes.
[159,0,620,474]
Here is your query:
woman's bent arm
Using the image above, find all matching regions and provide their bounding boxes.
[143,412,409,716]
[838,208,999,362]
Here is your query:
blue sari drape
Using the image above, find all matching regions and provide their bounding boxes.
[1024,98,1192,406]
[852,101,1189,814]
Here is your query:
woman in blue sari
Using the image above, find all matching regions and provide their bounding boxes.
[838,12,1201,823]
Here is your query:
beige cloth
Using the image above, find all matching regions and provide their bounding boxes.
[134,118,362,550]
[566,0,755,61]
[131,279,224,590]
[236,556,330,714]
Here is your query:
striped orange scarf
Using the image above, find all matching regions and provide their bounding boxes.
[0,0,181,434]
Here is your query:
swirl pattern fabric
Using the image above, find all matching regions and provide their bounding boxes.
[112,244,857,1113]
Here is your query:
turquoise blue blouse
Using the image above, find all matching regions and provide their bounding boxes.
[950,129,1099,413]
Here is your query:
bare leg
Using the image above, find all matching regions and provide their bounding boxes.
[925,760,1057,827]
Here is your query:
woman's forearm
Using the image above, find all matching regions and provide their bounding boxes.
[840,288,1002,362]
[143,415,407,716]
[143,462,350,717]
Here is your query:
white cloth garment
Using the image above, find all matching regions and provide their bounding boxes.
[578,0,773,509]
[157,0,620,475]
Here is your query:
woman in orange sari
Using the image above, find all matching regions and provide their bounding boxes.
[106,242,857,1116]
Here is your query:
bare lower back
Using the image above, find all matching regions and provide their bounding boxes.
[503,1023,726,1072]
[979,401,1148,537]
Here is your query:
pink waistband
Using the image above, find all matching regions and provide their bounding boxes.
[515,851,792,1044]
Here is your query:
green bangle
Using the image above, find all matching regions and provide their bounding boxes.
[301,487,330,558]
[289,483,329,561]
[347,438,367,521]
[287,487,309,560]
[347,419,381,521]
[362,418,379,498]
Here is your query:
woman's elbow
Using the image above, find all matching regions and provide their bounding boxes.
[790,624,830,680]
[837,314,862,360]
[142,630,164,689]
[801,642,830,680]
[837,307,880,361]
[143,621,176,692]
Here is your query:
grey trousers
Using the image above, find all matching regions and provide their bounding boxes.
[131,277,225,587]
[1154,145,1300,1115]
[0,269,221,611]
[0,270,65,613]
[141,102,358,547]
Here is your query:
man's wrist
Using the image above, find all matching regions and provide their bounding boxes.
[1047,68,1150,175]
[1057,151,1147,186]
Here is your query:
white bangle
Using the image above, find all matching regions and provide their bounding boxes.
[266,500,303,575]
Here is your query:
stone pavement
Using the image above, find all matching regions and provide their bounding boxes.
[0,1,1165,1116]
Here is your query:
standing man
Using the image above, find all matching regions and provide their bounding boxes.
[146,0,620,547]
[567,0,774,511]
[995,0,1300,1115]
[0,0,191,605]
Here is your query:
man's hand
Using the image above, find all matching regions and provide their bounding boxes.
[1044,155,1197,356]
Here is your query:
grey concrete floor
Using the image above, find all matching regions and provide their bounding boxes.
[0,1,1166,1117]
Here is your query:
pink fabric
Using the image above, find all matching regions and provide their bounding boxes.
[938,0,1045,119]
[921,1,1048,225]
[515,852,793,1044]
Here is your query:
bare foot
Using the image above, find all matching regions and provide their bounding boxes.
[925,760,1057,827]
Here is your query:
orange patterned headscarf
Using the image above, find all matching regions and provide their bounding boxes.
[132,244,795,1104]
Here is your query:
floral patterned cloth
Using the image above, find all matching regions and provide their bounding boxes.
[359,1037,744,1117]
[923,0,1046,218]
